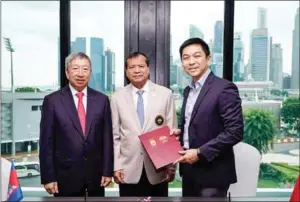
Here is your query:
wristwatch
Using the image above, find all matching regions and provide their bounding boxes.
[197,148,200,155]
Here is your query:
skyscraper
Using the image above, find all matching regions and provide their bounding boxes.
[71,37,86,53]
[257,7,267,29]
[291,7,299,89]
[283,73,291,89]
[250,28,270,81]
[213,21,223,53]
[104,48,116,93]
[189,24,204,39]
[90,37,105,92]
[270,44,283,89]
[233,32,245,81]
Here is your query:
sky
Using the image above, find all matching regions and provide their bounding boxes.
[1,1,299,89]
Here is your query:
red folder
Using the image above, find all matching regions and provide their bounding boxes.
[139,126,183,170]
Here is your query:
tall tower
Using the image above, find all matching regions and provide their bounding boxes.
[257,7,267,29]
[291,7,299,89]
[189,24,204,39]
[213,21,223,53]
[271,44,283,89]
[250,28,270,81]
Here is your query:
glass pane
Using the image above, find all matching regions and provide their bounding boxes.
[234,1,299,189]
[1,1,59,187]
[71,1,124,96]
[170,1,225,188]
[70,1,124,188]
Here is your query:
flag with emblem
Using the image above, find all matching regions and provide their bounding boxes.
[7,161,23,201]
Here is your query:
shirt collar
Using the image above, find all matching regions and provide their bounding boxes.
[131,80,150,94]
[69,84,88,97]
[189,69,211,90]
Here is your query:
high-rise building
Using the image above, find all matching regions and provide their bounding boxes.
[250,28,270,81]
[213,21,223,53]
[189,24,204,39]
[233,32,245,81]
[257,7,267,29]
[104,49,116,93]
[212,53,223,77]
[291,7,299,89]
[71,37,87,53]
[283,73,291,89]
[90,37,105,92]
[170,64,178,86]
[270,44,283,89]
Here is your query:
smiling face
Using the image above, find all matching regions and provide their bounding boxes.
[65,57,91,91]
[125,54,150,89]
[181,44,211,82]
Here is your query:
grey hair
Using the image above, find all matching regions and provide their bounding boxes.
[65,52,91,70]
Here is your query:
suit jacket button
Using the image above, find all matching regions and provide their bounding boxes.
[84,156,87,160]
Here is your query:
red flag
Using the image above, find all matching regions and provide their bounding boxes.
[290,174,300,202]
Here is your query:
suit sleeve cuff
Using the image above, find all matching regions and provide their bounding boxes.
[198,145,214,163]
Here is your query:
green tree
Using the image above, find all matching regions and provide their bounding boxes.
[243,109,277,154]
[281,97,300,132]
[281,90,289,97]
[15,87,41,92]
[270,89,281,96]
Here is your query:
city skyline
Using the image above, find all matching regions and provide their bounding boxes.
[1,1,299,90]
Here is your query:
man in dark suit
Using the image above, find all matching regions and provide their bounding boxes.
[39,52,113,197]
[171,38,244,197]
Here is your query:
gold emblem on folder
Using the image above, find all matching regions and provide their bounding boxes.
[159,135,168,143]
[149,139,156,147]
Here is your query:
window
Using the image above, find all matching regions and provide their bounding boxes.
[1,1,59,187]
[234,1,299,189]
[31,106,38,111]
[170,1,225,188]
[70,1,124,96]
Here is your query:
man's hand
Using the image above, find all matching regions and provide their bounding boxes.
[113,169,125,184]
[169,128,181,140]
[165,166,176,183]
[101,176,112,187]
[173,149,199,164]
[44,182,58,195]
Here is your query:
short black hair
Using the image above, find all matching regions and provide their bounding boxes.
[124,51,150,69]
[179,37,210,59]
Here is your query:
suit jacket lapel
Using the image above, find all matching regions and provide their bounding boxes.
[60,86,84,140]
[142,81,156,132]
[189,72,214,123]
[85,87,96,137]
[181,87,190,130]
[124,85,141,129]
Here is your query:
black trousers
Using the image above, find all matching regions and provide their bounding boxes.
[54,183,104,197]
[119,167,168,197]
[182,164,229,197]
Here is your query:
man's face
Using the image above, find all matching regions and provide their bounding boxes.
[65,57,91,91]
[126,55,150,87]
[181,44,211,79]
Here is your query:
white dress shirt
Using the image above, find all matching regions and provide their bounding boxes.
[131,80,149,115]
[183,69,211,149]
[69,84,88,113]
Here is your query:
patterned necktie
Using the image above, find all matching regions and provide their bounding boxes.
[137,90,144,127]
[76,92,86,135]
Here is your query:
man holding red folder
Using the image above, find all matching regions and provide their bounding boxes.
[111,52,177,197]
[171,38,244,197]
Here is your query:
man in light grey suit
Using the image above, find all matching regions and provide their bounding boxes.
[111,52,177,197]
